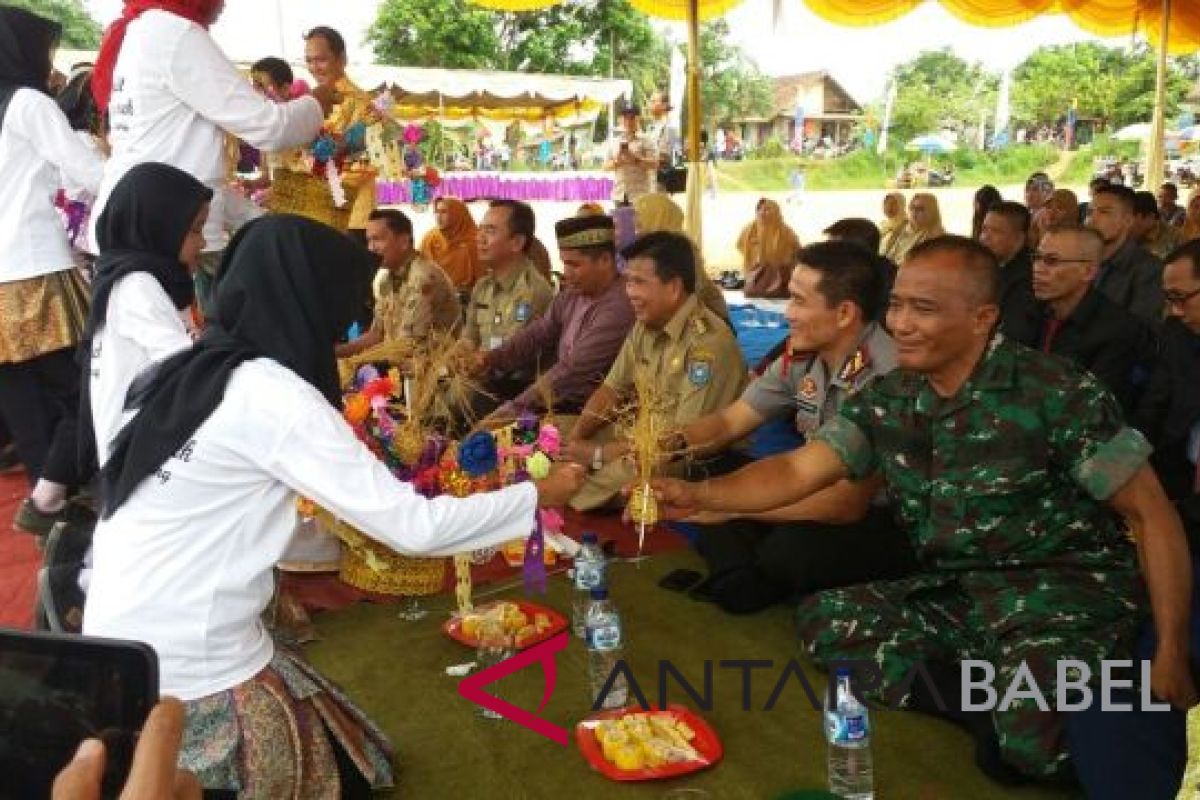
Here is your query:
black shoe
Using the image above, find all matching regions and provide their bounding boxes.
[42,515,95,574]
[37,563,86,634]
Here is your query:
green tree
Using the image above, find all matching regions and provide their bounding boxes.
[889,48,996,143]
[8,0,101,48]
[369,0,666,91]
[368,0,500,69]
[1012,42,1194,130]
[691,20,773,127]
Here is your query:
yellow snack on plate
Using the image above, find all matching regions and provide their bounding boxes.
[612,743,645,771]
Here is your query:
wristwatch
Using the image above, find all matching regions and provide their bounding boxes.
[591,445,604,472]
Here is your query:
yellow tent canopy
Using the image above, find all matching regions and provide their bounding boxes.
[800,0,1200,54]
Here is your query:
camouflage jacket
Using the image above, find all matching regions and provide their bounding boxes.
[813,336,1150,573]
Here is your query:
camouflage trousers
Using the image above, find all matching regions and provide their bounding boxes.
[796,568,1143,777]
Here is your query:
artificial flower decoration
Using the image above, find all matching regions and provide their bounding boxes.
[459,431,500,478]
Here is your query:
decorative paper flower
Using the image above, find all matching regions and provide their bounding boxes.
[536,424,561,456]
[355,364,380,386]
[425,165,441,188]
[344,393,371,425]
[458,431,499,478]
[312,135,337,163]
[361,376,395,402]
[539,506,563,532]
[442,468,472,498]
[373,90,395,114]
[526,451,552,481]
[344,121,367,153]
[403,123,423,145]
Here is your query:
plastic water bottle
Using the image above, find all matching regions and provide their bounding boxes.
[475,618,513,720]
[573,532,606,638]
[825,669,874,799]
[585,587,629,710]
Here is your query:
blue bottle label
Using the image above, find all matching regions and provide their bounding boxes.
[587,622,621,651]
[575,563,605,590]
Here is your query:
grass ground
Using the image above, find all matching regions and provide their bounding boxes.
[307,548,1082,799]
[714,144,1061,193]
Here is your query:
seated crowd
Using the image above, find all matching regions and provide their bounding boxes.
[5,5,1200,797]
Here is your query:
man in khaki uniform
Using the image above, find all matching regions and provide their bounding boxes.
[462,200,554,351]
[336,209,459,357]
[562,231,745,510]
[461,201,555,412]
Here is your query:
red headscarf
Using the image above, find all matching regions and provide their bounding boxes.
[91,0,221,111]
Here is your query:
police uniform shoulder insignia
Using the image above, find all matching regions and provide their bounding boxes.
[839,345,870,384]
[799,375,818,400]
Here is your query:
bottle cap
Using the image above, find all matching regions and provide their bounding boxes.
[835,668,851,678]
[590,586,609,601]
[581,532,598,544]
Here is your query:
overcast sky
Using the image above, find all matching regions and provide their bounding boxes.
[84,0,1128,103]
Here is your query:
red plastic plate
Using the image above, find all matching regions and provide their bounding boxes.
[443,600,568,651]
[576,704,723,781]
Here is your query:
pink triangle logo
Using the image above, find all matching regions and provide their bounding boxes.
[457,631,570,746]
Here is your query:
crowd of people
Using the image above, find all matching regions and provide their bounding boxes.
[4,1,1200,797]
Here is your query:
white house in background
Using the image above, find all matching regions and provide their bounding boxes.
[733,71,864,150]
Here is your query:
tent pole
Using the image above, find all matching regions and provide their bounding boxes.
[686,0,700,165]
[685,0,703,247]
[1147,0,1171,190]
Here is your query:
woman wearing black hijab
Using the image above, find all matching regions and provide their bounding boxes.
[83,215,583,794]
[83,161,211,473]
[0,7,103,536]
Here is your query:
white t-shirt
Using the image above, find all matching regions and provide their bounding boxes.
[90,273,193,464]
[83,359,538,700]
[0,88,103,282]
[93,10,324,253]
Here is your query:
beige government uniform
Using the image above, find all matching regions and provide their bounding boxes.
[371,252,460,341]
[461,256,554,351]
[569,294,747,510]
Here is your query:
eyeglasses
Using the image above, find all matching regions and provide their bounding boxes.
[1164,286,1200,307]
[1031,253,1093,268]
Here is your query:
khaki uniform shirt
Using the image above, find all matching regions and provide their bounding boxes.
[605,294,745,421]
[742,322,897,435]
[462,257,554,350]
[372,253,460,342]
[570,295,745,510]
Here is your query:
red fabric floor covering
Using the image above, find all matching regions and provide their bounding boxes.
[280,506,688,613]
[0,471,39,629]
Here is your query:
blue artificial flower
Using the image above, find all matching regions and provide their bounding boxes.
[344,121,367,153]
[312,135,337,162]
[458,431,499,478]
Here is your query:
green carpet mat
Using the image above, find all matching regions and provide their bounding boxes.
[307,549,1081,799]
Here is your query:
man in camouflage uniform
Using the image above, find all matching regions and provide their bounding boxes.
[675,241,916,614]
[650,236,1195,781]
[562,231,744,510]
[336,209,459,358]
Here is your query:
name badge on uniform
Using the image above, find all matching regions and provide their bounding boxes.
[687,359,712,386]
[487,336,504,351]
[514,301,532,322]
